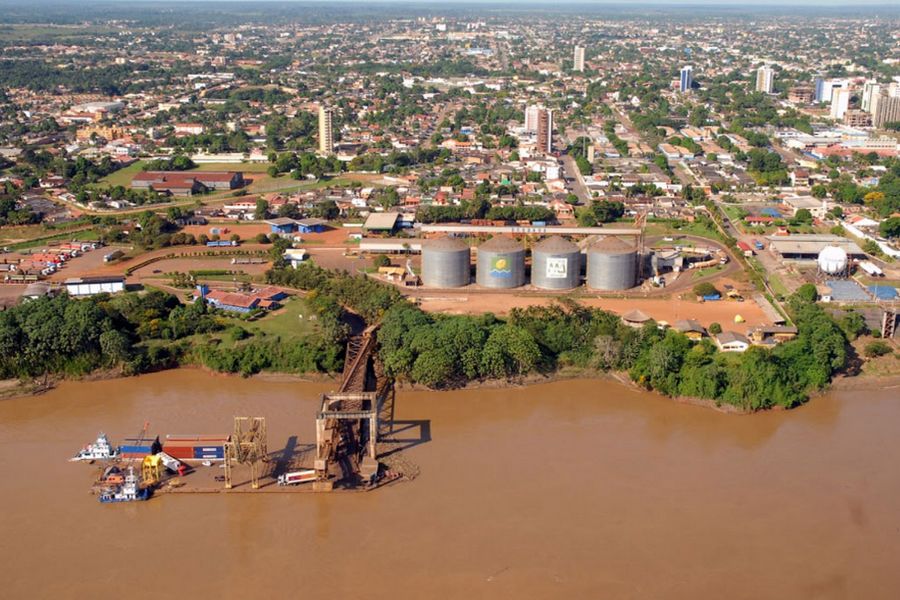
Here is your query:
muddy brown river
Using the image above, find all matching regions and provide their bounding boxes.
[1,370,898,599]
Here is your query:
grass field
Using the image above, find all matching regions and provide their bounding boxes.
[646,221,722,242]
[651,238,695,248]
[243,296,319,341]
[98,161,146,188]
[191,162,270,173]
[9,228,101,251]
[767,271,791,298]
[692,264,725,280]
[97,161,270,189]
[722,205,746,222]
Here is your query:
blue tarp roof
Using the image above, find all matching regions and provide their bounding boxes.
[868,285,898,301]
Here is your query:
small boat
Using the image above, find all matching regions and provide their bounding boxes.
[201,460,213,467]
[98,467,151,504]
[71,433,119,462]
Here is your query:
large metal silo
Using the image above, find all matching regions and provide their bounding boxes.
[421,238,471,288]
[587,236,637,291]
[476,236,525,289]
[531,236,582,290]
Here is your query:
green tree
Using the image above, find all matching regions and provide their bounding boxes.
[373,255,391,268]
[793,208,813,224]
[795,283,818,303]
[481,325,540,379]
[880,217,900,239]
[99,330,131,365]
[254,199,269,220]
[863,341,891,358]
[839,311,867,341]
[693,282,719,297]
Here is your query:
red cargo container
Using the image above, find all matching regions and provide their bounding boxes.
[162,446,194,459]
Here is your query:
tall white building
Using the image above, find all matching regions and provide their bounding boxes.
[862,81,881,113]
[573,46,585,72]
[680,66,693,93]
[756,66,775,94]
[524,105,541,133]
[816,78,848,104]
[830,88,850,120]
[318,106,333,155]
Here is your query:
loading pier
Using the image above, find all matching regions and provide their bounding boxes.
[81,322,420,497]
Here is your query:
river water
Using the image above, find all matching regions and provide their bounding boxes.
[1,370,898,599]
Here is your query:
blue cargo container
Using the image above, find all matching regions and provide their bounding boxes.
[193,446,224,459]
[702,293,722,301]
[119,445,153,456]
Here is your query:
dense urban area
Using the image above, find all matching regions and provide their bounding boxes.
[1,2,898,413]
[4,5,900,599]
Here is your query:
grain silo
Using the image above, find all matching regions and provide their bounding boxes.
[421,238,471,288]
[476,236,526,288]
[587,236,637,291]
[531,236,582,290]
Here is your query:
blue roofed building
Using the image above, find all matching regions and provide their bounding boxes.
[265,217,328,235]
[266,218,299,234]
[295,218,328,234]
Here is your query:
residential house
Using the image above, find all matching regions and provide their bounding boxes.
[715,331,751,352]
[747,325,799,346]
[673,319,706,340]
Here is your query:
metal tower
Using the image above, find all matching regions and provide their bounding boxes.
[223,417,268,489]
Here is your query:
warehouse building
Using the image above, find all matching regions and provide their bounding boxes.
[363,212,401,234]
[64,276,126,296]
[767,234,865,262]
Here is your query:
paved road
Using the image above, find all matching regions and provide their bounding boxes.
[712,199,794,310]
[672,161,700,188]
[560,154,591,204]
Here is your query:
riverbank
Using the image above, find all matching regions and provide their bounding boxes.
[4,361,894,413]
[831,373,900,391]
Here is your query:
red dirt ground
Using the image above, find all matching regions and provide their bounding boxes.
[414,292,771,329]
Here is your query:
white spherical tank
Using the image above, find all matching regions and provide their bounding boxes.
[817,245,848,275]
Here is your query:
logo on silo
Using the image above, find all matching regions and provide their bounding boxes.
[490,255,512,278]
[546,257,567,279]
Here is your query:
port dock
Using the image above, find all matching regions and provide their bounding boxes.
[82,323,422,497]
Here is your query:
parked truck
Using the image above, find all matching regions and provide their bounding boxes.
[277,470,317,486]
[104,250,124,263]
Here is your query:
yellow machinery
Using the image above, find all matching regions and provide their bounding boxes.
[141,454,162,485]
